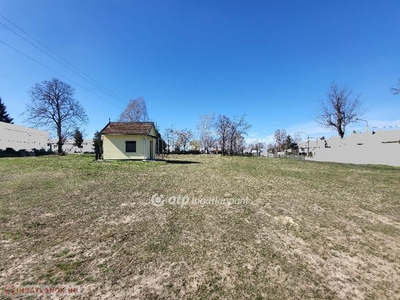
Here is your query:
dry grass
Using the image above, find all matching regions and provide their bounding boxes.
[0,154,399,299]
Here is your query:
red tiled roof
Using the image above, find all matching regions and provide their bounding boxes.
[100,122,157,136]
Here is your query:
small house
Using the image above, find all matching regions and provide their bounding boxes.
[100,122,159,160]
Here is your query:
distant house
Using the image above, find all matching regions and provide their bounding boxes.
[100,122,159,160]
[47,139,94,153]
[244,148,262,156]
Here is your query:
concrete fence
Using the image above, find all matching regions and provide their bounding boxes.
[0,121,48,151]
[301,129,400,167]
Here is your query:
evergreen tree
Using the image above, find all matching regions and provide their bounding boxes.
[93,130,103,159]
[74,128,84,148]
[0,97,14,123]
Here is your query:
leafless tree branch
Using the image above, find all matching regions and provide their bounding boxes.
[315,82,365,138]
[118,97,148,122]
[391,79,400,95]
[24,78,88,153]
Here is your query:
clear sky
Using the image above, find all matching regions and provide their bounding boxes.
[1,0,399,144]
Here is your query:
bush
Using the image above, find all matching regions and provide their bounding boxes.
[0,148,32,157]
[237,153,254,157]
[18,150,27,157]
[32,148,54,156]
[187,150,201,155]
[0,149,13,157]
[168,150,202,155]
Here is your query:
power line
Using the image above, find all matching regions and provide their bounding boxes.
[0,39,124,110]
[372,125,400,130]
[0,14,128,106]
[0,17,127,106]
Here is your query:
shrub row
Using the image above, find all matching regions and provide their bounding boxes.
[0,148,55,157]
[163,150,202,155]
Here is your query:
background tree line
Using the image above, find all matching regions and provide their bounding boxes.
[162,113,251,155]
[3,76,396,156]
[0,97,14,124]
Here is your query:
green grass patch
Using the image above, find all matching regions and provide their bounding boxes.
[1,155,399,299]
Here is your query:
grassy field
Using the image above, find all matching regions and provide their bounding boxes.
[0,155,399,299]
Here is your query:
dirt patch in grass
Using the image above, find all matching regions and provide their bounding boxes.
[1,155,399,299]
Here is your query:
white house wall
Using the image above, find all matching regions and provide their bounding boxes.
[102,134,156,160]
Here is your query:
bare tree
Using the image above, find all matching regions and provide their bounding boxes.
[274,129,287,152]
[118,97,148,122]
[392,79,400,95]
[214,114,251,156]
[316,82,365,138]
[249,140,264,156]
[175,129,193,152]
[197,112,215,153]
[215,115,231,155]
[293,132,302,144]
[274,130,297,152]
[228,114,251,155]
[25,78,88,154]
[267,143,276,155]
[163,126,175,153]
[230,132,246,155]
[208,137,217,153]
[190,139,201,151]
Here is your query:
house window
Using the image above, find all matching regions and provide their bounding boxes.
[125,141,136,152]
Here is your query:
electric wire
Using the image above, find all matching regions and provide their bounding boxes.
[0,39,124,110]
[0,14,128,107]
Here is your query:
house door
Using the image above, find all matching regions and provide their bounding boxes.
[149,140,154,159]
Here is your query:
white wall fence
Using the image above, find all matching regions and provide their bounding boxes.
[0,121,48,151]
[307,143,400,166]
[302,130,400,167]
[1,122,94,154]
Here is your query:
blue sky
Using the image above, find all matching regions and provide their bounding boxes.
[1,0,399,144]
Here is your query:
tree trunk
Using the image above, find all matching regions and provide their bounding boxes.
[337,125,345,139]
[57,123,63,154]
[57,140,63,154]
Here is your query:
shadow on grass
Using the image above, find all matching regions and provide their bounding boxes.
[166,160,201,164]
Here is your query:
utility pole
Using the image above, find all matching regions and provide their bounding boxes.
[298,132,309,157]
[298,132,317,157]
